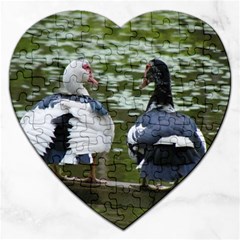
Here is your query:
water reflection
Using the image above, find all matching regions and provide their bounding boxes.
[10,10,230,183]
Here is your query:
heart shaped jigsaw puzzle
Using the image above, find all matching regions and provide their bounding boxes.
[10,10,230,229]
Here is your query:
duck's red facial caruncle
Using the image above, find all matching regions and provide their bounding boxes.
[82,63,98,86]
[140,63,152,89]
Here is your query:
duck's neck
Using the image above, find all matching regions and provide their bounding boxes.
[77,85,89,96]
[146,83,174,111]
[66,83,90,96]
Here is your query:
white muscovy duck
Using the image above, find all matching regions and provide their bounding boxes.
[127,58,206,189]
[20,59,115,183]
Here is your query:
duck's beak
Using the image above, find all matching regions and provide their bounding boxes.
[139,63,151,89]
[88,74,98,86]
[139,78,149,89]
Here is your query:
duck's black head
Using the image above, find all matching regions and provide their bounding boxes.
[140,58,174,109]
[140,58,170,88]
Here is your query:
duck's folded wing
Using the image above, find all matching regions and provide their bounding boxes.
[20,107,60,156]
[60,99,114,155]
[20,94,70,156]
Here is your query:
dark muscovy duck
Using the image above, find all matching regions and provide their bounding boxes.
[127,58,206,189]
[20,59,115,183]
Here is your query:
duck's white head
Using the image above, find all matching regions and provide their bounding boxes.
[63,59,98,96]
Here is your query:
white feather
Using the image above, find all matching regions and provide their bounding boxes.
[154,135,194,148]
[127,125,137,145]
[60,150,78,165]
[66,105,114,157]
[196,128,207,152]
[136,159,145,169]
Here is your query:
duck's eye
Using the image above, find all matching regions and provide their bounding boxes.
[83,64,90,70]
[145,63,151,70]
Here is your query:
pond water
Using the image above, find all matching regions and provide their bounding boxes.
[9,10,230,228]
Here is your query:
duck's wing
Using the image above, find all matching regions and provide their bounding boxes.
[127,109,186,146]
[127,109,206,162]
[60,98,115,159]
[20,94,68,156]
